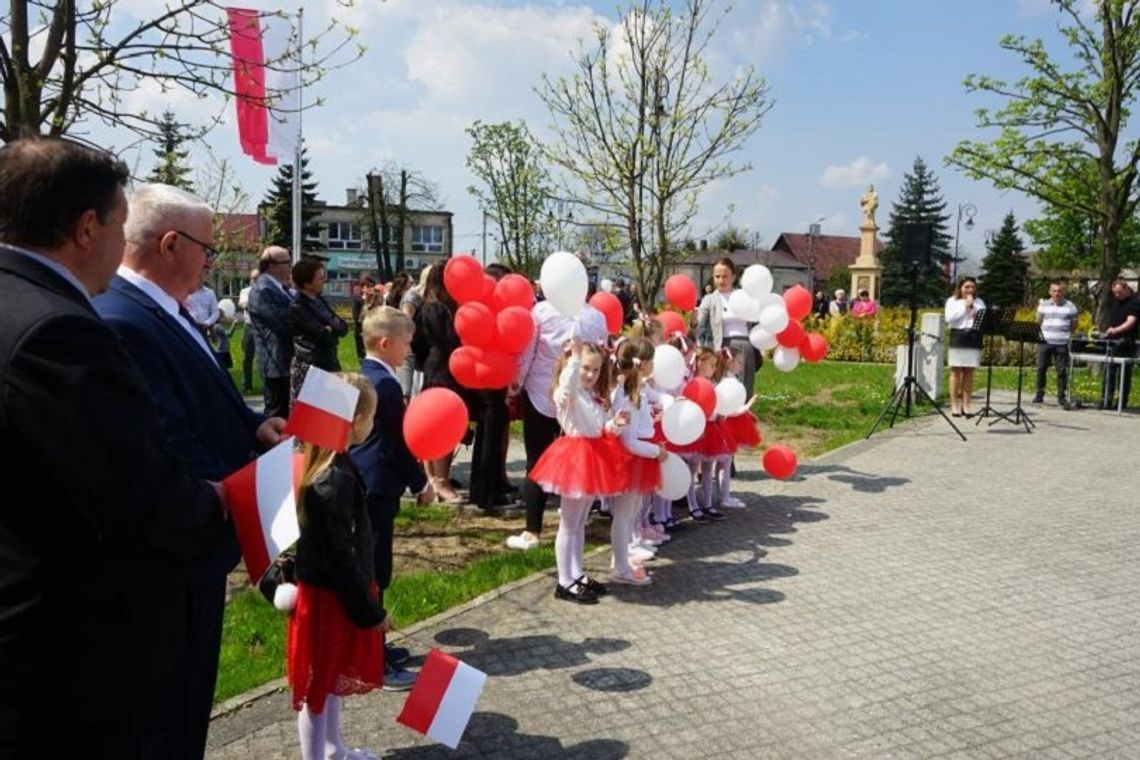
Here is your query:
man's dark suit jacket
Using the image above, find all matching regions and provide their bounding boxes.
[0,246,222,752]
[350,358,428,500]
[247,275,293,379]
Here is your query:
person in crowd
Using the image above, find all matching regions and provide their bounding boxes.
[94,182,288,759]
[350,306,434,691]
[0,137,226,757]
[287,374,392,760]
[1101,278,1139,409]
[238,268,259,392]
[813,289,829,319]
[401,265,432,399]
[350,274,374,361]
[508,285,608,551]
[289,257,349,401]
[529,340,627,604]
[249,245,295,418]
[696,257,758,397]
[829,289,849,316]
[185,281,221,332]
[690,347,735,522]
[418,264,468,504]
[615,277,635,326]
[945,276,986,417]
[385,270,411,309]
[850,289,878,318]
[1034,280,1079,408]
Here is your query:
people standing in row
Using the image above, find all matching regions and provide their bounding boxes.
[850,289,877,318]
[249,245,295,419]
[813,289,829,319]
[1034,281,1078,409]
[1101,278,1139,409]
[829,289,849,316]
[945,276,986,417]
[289,257,349,402]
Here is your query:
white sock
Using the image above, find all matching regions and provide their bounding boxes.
[298,703,327,760]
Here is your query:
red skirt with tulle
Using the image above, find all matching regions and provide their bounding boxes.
[723,411,762,449]
[694,418,735,459]
[286,582,383,713]
[625,447,663,494]
[529,434,630,498]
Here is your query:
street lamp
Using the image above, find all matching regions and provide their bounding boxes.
[952,203,977,283]
[806,217,825,294]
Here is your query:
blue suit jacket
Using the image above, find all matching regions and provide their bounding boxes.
[94,275,266,575]
[248,275,294,378]
[350,358,429,500]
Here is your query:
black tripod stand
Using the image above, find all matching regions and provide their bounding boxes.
[988,320,1039,433]
[973,306,1014,423]
[867,261,966,441]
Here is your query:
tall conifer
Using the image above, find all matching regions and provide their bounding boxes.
[979,212,1030,307]
[261,143,321,252]
[878,157,952,307]
[147,110,195,191]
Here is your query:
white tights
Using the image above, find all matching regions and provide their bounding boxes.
[610,492,641,574]
[555,496,592,587]
[699,455,732,509]
[299,697,375,760]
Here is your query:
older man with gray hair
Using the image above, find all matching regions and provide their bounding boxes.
[94,183,286,759]
[249,244,295,418]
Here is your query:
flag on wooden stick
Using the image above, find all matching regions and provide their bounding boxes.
[397,649,486,750]
[222,438,302,582]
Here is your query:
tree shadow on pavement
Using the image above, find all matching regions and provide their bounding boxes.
[428,628,631,677]
[386,711,628,759]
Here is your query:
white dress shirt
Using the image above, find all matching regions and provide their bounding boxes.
[117,266,218,366]
[552,356,619,438]
[516,301,608,419]
[612,383,661,459]
[185,285,221,327]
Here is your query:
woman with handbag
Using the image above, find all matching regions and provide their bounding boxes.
[289,259,349,401]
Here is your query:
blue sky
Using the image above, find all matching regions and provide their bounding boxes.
[97,0,1097,272]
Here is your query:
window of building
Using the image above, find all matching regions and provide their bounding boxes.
[410,224,444,253]
[326,221,362,250]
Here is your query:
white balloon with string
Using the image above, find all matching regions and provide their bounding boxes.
[749,324,779,351]
[652,344,686,389]
[539,251,588,317]
[759,303,790,334]
[714,377,747,416]
[727,288,761,321]
[772,346,801,372]
[661,398,706,445]
[741,264,774,299]
[656,453,691,500]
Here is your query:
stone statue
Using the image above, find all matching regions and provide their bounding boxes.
[860,184,879,228]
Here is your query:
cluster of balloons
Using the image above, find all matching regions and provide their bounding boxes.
[442,255,537,390]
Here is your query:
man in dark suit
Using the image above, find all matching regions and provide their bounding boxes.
[0,139,226,757]
[93,184,287,759]
[248,245,295,418]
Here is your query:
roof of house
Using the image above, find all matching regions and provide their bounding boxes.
[217,213,261,250]
[772,232,884,280]
[678,247,806,270]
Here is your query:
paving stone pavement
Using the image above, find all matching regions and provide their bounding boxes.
[208,395,1140,759]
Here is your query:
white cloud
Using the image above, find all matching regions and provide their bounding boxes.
[725,1,833,65]
[758,183,779,201]
[820,157,889,188]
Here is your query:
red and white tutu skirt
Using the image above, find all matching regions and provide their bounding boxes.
[625,446,663,494]
[529,434,630,498]
[695,418,735,459]
[287,582,383,713]
[723,411,762,449]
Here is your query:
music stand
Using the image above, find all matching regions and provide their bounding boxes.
[973,306,1016,423]
[988,319,1040,432]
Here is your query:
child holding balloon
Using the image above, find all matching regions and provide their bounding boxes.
[689,347,734,520]
[529,339,628,604]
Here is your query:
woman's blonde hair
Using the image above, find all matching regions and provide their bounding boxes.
[296,373,377,526]
[614,337,655,407]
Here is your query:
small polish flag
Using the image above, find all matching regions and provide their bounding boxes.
[284,366,360,452]
[397,649,487,750]
[222,438,303,582]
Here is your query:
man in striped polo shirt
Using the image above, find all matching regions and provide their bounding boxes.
[1034,281,1079,408]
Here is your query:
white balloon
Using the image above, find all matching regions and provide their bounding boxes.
[662,399,706,446]
[749,324,779,351]
[218,298,236,321]
[757,292,785,312]
[657,392,676,410]
[772,346,801,372]
[600,278,614,293]
[759,303,790,334]
[652,344,685,389]
[741,265,774,299]
[727,288,761,322]
[656,453,691,500]
[715,377,747,416]
[539,251,588,317]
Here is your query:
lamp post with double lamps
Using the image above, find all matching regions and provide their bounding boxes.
[952,203,977,284]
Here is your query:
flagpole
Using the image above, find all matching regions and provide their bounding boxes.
[291,7,304,264]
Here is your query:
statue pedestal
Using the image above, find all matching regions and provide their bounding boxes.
[849,222,882,300]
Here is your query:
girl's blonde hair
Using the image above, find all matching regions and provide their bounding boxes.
[614,337,655,407]
[549,341,612,407]
[629,316,664,344]
[695,346,728,383]
[297,373,377,526]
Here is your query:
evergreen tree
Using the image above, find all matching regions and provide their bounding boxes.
[261,143,321,252]
[147,110,195,191]
[878,157,952,307]
[979,212,1030,308]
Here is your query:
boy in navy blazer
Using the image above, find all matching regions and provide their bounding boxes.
[350,306,434,687]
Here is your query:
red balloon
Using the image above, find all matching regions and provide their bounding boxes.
[783,284,813,321]
[404,388,470,461]
[664,274,698,312]
[496,306,535,354]
[443,256,485,305]
[776,320,805,349]
[493,274,535,312]
[800,332,829,363]
[588,292,624,335]
[479,274,497,305]
[449,346,484,389]
[454,302,496,349]
[657,310,687,339]
[682,377,717,418]
[479,349,517,389]
[762,444,798,480]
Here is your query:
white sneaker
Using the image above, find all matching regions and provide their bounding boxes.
[629,545,656,562]
[721,495,747,509]
[609,569,652,586]
[506,532,539,550]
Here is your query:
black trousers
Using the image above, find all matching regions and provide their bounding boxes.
[263,376,290,419]
[1035,343,1070,400]
[520,390,562,535]
[1102,354,1134,409]
[241,327,256,391]
[470,391,510,509]
[366,493,400,605]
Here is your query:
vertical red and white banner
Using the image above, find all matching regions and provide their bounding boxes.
[284,366,361,452]
[226,7,299,165]
[397,649,487,750]
[222,438,303,582]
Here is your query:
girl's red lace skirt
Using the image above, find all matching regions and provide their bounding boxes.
[723,411,762,449]
[625,448,663,494]
[529,434,630,497]
[286,582,383,713]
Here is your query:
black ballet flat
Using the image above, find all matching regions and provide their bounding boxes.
[554,579,598,605]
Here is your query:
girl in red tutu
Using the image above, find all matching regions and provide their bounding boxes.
[610,338,669,585]
[691,348,736,520]
[529,339,628,604]
[287,373,392,760]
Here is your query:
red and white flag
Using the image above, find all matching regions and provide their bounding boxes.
[397,649,486,750]
[226,7,299,165]
[222,438,302,582]
[284,366,360,452]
